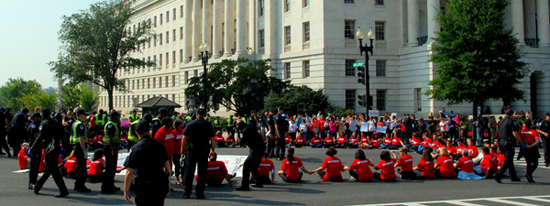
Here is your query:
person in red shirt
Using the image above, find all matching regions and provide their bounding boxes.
[64,156,78,179]
[311,148,347,182]
[456,140,467,159]
[349,150,374,182]
[278,148,312,183]
[466,139,479,158]
[323,133,335,148]
[316,116,326,139]
[374,151,396,181]
[239,152,277,185]
[478,147,497,179]
[195,153,235,186]
[87,149,105,183]
[173,119,185,185]
[381,134,393,149]
[154,117,175,167]
[370,135,380,149]
[226,134,235,148]
[414,149,435,179]
[392,149,416,179]
[18,143,31,169]
[294,133,307,148]
[389,136,404,150]
[435,147,456,178]
[410,133,422,154]
[497,148,505,169]
[285,134,292,147]
[455,150,483,180]
[310,133,323,148]
[359,133,371,149]
[446,141,457,159]
[518,120,541,183]
[215,131,225,147]
[348,133,360,148]
[335,132,348,148]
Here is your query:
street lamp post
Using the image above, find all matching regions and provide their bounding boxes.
[199,42,210,109]
[356,27,375,120]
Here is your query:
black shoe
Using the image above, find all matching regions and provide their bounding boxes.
[101,189,116,194]
[525,174,535,183]
[494,174,502,183]
[511,177,521,182]
[33,185,41,195]
[75,187,92,193]
[251,183,263,188]
[28,184,35,190]
[54,191,69,198]
[196,194,205,199]
[112,186,121,191]
[7,153,12,158]
[183,194,191,199]
[235,186,250,191]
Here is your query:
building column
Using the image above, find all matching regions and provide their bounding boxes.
[212,0,221,58]
[407,0,419,47]
[511,0,525,45]
[426,0,440,42]
[223,0,232,57]
[202,0,210,49]
[183,0,192,63]
[235,0,246,55]
[537,0,550,47]
[192,0,201,61]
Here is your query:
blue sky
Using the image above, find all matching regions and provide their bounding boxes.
[0,0,99,89]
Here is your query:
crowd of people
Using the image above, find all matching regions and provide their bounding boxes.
[0,105,549,206]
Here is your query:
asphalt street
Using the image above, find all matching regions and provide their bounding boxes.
[0,147,548,206]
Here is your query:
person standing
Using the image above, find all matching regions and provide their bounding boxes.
[266,109,277,158]
[518,120,540,183]
[71,109,92,192]
[275,107,289,160]
[9,107,29,156]
[181,108,215,199]
[33,109,69,198]
[102,111,122,193]
[235,120,266,191]
[0,108,10,157]
[536,113,550,167]
[124,120,172,205]
[62,111,76,157]
[151,108,168,137]
[494,109,524,183]
[128,118,140,150]
[27,113,42,189]
[227,115,236,138]
[249,110,258,129]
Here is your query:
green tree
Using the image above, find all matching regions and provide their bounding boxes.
[185,58,290,116]
[426,0,528,116]
[264,85,329,116]
[21,91,59,111]
[0,78,42,111]
[59,84,81,110]
[80,84,99,112]
[50,0,155,112]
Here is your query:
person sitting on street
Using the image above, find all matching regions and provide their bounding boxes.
[195,153,235,186]
[380,134,393,149]
[310,133,323,148]
[392,148,416,180]
[348,149,374,182]
[278,148,312,183]
[87,149,106,183]
[373,151,397,181]
[435,147,456,178]
[311,148,347,182]
[335,132,348,148]
[18,143,31,169]
[475,147,498,179]
[455,150,483,180]
[294,133,307,148]
[323,133,335,148]
[215,131,225,148]
[414,149,435,179]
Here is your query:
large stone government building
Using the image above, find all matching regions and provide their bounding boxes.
[98,0,550,119]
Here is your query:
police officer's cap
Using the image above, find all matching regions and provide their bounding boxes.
[278,106,284,111]
[135,120,150,134]
[42,108,51,118]
[269,109,275,113]
[22,107,29,114]
[158,107,168,114]
[132,108,138,112]
[505,109,514,116]
[230,115,233,118]
[31,112,42,118]
[110,111,120,117]
[144,113,153,122]
[197,108,206,116]
[251,110,257,114]
[75,108,88,116]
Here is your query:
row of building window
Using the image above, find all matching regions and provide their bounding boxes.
[125,76,177,90]
[100,94,177,108]
[345,60,387,77]
[258,0,384,15]
[344,88,421,112]
[283,61,310,79]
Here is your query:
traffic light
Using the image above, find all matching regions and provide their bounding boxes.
[200,72,207,88]
[358,93,367,107]
[357,65,366,85]
[367,95,373,110]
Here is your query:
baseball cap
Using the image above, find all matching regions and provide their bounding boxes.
[75,108,88,116]
[197,108,206,116]
[505,109,514,116]
[135,120,150,134]
[158,108,168,114]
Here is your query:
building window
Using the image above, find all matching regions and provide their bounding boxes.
[345,20,355,39]
[159,54,162,66]
[375,0,384,5]
[172,94,176,102]
[184,71,189,84]
[159,77,162,88]
[345,90,356,111]
[180,49,183,62]
[132,80,135,90]
[136,79,140,89]
[221,23,225,51]
[173,29,176,41]
[165,76,169,87]
[153,78,156,88]
[376,60,386,77]
[159,34,163,45]
[154,36,157,46]
[284,63,291,79]
[259,29,265,48]
[166,52,169,66]
[259,0,264,16]
[148,78,151,89]
[284,26,291,45]
[194,70,198,77]
[166,31,169,43]
[154,16,157,27]
[180,5,183,17]
[143,79,145,89]
[376,90,386,111]
[303,0,310,7]
[173,8,176,20]
[303,22,310,42]
[173,51,176,64]
[344,0,354,3]
[303,60,310,78]
[160,13,163,25]
[375,21,385,40]
[285,0,291,12]
[172,75,176,87]
[345,59,355,76]
[167,11,170,23]
[415,88,422,112]
[180,27,184,39]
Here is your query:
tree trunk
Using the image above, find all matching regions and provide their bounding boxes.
[107,88,113,112]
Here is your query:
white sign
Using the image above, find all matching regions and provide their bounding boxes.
[360,122,369,132]
[391,113,404,120]
[369,110,379,117]
[376,126,387,134]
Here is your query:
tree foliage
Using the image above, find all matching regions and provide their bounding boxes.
[59,84,81,110]
[80,84,99,112]
[50,0,156,111]
[426,0,527,116]
[264,85,329,116]
[0,78,43,111]
[185,58,290,116]
[22,91,59,111]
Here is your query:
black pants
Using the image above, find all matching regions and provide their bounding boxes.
[29,148,42,185]
[404,131,412,145]
[8,129,24,156]
[279,173,302,183]
[543,136,549,165]
[173,154,183,178]
[525,157,539,176]
[0,131,10,154]
[251,175,272,185]
[87,173,104,183]
[102,145,118,190]
[242,148,264,187]
[62,134,72,157]
[135,181,168,206]
[184,149,208,196]
[36,152,68,194]
[497,140,518,179]
[266,138,276,158]
[275,133,285,158]
[73,145,88,189]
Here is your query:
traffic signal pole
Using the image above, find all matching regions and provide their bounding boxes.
[358,38,374,120]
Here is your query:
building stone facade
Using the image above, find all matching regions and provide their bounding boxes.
[98,0,550,119]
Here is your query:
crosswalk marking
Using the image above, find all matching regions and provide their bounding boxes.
[484,199,541,206]
[529,197,550,203]
[354,195,550,206]
[444,201,485,206]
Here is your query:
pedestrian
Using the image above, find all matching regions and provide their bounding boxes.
[9,107,29,156]
[277,148,312,183]
[33,108,69,198]
[0,108,11,157]
[266,109,277,158]
[249,110,258,129]
[235,119,266,191]
[124,120,172,205]
[154,117,175,168]
[494,109,524,183]
[536,112,550,167]
[172,119,185,185]
[27,112,42,189]
[62,111,76,157]
[151,108,168,137]
[275,107,289,160]
[519,120,540,183]
[181,108,215,199]
[71,108,92,192]
[102,111,122,193]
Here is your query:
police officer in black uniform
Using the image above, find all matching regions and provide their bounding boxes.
[249,110,258,128]
[102,111,122,193]
[63,111,76,156]
[9,107,29,156]
[274,107,289,160]
[73,109,92,192]
[266,109,276,158]
[494,109,525,183]
[124,120,172,206]
[151,108,167,137]
[0,108,10,157]
[27,113,42,189]
[181,108,215,199]
[235,120,266,191]
[33,109,69,198]
[536,112,550,167]
[227,115,235,137]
